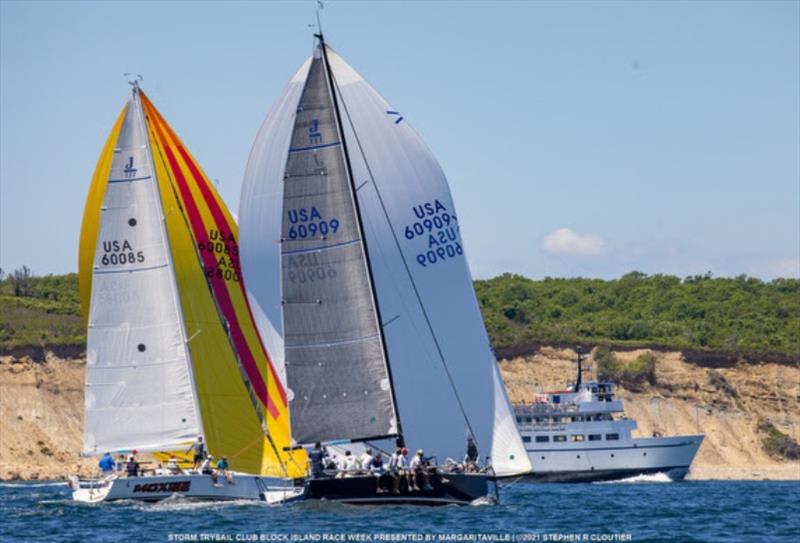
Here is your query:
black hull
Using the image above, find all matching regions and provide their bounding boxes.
[521,465,690,483]
[303,472,490,505]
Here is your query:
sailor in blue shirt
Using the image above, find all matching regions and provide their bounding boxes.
[98,452,115,474]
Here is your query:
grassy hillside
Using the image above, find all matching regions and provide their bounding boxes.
[1,270,798,356]
[475,272,800,356]
[0,271,83,349]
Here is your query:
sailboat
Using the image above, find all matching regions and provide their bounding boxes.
[70,83,305,503]
[238,33,532,505]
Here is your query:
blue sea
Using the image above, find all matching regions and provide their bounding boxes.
[1,477,798,543]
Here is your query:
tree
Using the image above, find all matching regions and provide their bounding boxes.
[11,265,32,297]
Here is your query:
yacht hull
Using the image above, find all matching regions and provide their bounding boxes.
[523,434,703,483]
[302,472,492,505]
[69,473,299,503]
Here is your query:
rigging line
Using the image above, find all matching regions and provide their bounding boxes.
[332,69,479,450]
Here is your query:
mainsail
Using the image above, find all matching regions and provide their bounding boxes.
[240,42,531,476]
[276,49,398,445]
[80,87,304,477]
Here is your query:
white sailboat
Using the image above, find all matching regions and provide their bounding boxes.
[71,84,305,503]
[239,33,531,504]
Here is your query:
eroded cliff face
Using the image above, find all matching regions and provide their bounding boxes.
[1,348,798,480]
[0,354,95,480]
[500,347,800,480]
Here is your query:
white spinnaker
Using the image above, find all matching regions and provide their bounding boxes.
[327,48,531,476]
[239,59,311,391]
[83,94,200,455]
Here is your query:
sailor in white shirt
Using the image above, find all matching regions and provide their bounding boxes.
[409,449,433,491]
[360,448,374,471]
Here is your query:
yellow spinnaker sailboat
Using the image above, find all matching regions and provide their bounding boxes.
[78,84,305,481]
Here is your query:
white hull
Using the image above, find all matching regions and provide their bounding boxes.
[69,473,302,503]
[524,435,704,482]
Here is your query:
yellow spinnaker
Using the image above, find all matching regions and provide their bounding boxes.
[78,107,126,320]
[141,93,305,477]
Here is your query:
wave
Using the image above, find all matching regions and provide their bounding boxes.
[595,472,673,484]
[123,496,267,512]
[0,482,68,488]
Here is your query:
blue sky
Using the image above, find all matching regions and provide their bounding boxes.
[1,0,798,280]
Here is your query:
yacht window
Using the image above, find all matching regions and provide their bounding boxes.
[535,436,549,443]
[516,417,523,423]
[552,395,561,404]
[606,433,620,441]
[522,436,531,443]
[534,418,543,424]
[525,417,532,423]
[554,435,567,442]
[588,434,602,441]
[571,435,585,442]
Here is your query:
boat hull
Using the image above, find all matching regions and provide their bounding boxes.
[69,473,298,503]
[302,472,492,505]
[523,434,703,483]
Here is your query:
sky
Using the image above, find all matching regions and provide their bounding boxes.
[1,0,798,281]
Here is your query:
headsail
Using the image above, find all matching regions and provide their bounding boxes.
[327,48,531,476]
[240,43,531,476]
[80,89,304,477]
[80,92,201,454]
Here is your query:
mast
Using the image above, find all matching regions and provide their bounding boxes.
[315,32,404,446]
[575,346,583,391]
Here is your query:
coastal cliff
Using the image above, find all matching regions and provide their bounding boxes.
[1,347,798,481]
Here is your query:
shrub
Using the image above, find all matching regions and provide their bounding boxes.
[758,420,800,460]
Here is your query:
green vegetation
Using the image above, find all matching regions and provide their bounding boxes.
[1,268,799,357]
[757,420,800,460]
[475,272,800,356]
[594,346,656,391]
[0,269,83,349]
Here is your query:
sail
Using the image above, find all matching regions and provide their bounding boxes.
[81,94,201,454]
[80,89,304,476]
[240,45,530,476]
[328,48,531,476]
[272,50,398,445]
[140,93,304,477]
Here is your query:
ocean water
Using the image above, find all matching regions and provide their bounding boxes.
[1,478,798,543]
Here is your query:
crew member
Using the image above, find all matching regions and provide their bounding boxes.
[187,435,206,473]
[409,449,433,491]
[98,452,115,475]
[125,454,140,478]
[308,442,325,478]
[166,455,183,475]
[216,455,233,485]
[359,448,374,471]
